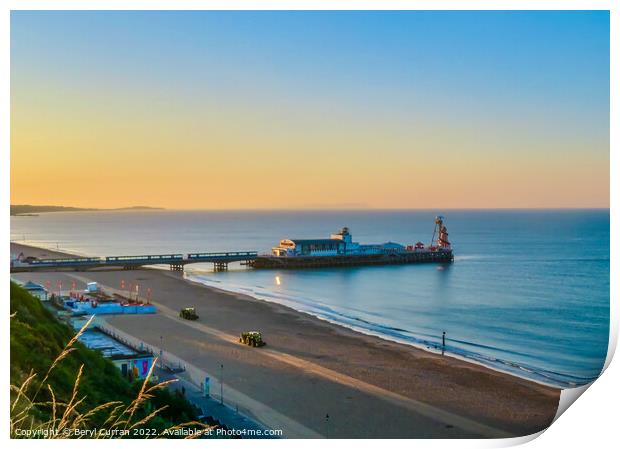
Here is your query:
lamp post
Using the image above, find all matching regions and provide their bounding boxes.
[442,331,446,356]
[220,364,224,405]
[325,413,330,438]
[160,335,164,369]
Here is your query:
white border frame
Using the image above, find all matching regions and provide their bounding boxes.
[1,2,616,448]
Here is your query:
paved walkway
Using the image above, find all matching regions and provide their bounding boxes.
[155,369,277,439]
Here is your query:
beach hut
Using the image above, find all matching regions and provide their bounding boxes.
[78,329,154,379]
[23,281,48,301]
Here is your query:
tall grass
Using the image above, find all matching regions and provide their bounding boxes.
[10,300,212,439]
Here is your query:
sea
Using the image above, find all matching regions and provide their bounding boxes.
[10,209,609,388]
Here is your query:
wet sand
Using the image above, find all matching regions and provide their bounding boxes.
[11,242,560,438]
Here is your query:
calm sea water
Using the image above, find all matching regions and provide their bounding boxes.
[11,209,609,388]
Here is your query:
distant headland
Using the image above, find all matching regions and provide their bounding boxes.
[10,205,164,216]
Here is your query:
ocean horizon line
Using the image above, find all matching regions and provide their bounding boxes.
[11,205,611,212]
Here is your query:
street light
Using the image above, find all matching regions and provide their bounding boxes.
[325,413,330,438]
[442,331,446,356]
[220,364,224,405]
[160,335,164,369]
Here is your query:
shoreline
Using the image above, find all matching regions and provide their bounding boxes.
[11,241,561,438]
[183,270,570,389]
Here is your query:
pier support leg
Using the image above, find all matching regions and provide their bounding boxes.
[170,263,184,272]
[213,262,228,272]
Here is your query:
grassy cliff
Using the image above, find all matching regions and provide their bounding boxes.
[10,282,201,437]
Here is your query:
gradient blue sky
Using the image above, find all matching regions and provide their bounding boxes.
[11,11,610,209]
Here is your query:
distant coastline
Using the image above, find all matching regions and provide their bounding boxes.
[10,204,164,216]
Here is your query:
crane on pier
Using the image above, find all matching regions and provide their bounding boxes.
[431,216,451,250]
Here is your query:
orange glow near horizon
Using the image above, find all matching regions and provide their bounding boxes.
[10,91,609,209]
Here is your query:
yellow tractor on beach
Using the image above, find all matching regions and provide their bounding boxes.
[239,331,265,347]
[179,307,199,320]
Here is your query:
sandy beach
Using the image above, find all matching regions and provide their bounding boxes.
[11,242,560,438]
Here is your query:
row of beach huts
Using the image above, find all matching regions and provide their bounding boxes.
[14,279,156,380]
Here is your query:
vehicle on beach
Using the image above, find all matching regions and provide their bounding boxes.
[239,331,266,347]
[179,307,199,320]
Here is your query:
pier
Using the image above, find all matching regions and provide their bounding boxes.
[10,218,454,273]
[11,251,259,273]
[11,248,453,273]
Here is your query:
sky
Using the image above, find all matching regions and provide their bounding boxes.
[10,11,609,209]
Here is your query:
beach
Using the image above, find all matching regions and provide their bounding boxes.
[11,242,560,438]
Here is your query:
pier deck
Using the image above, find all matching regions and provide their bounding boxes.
[10,251,259,273]
[11,249,453,272]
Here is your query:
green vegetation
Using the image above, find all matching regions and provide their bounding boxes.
[10,282,205,438]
